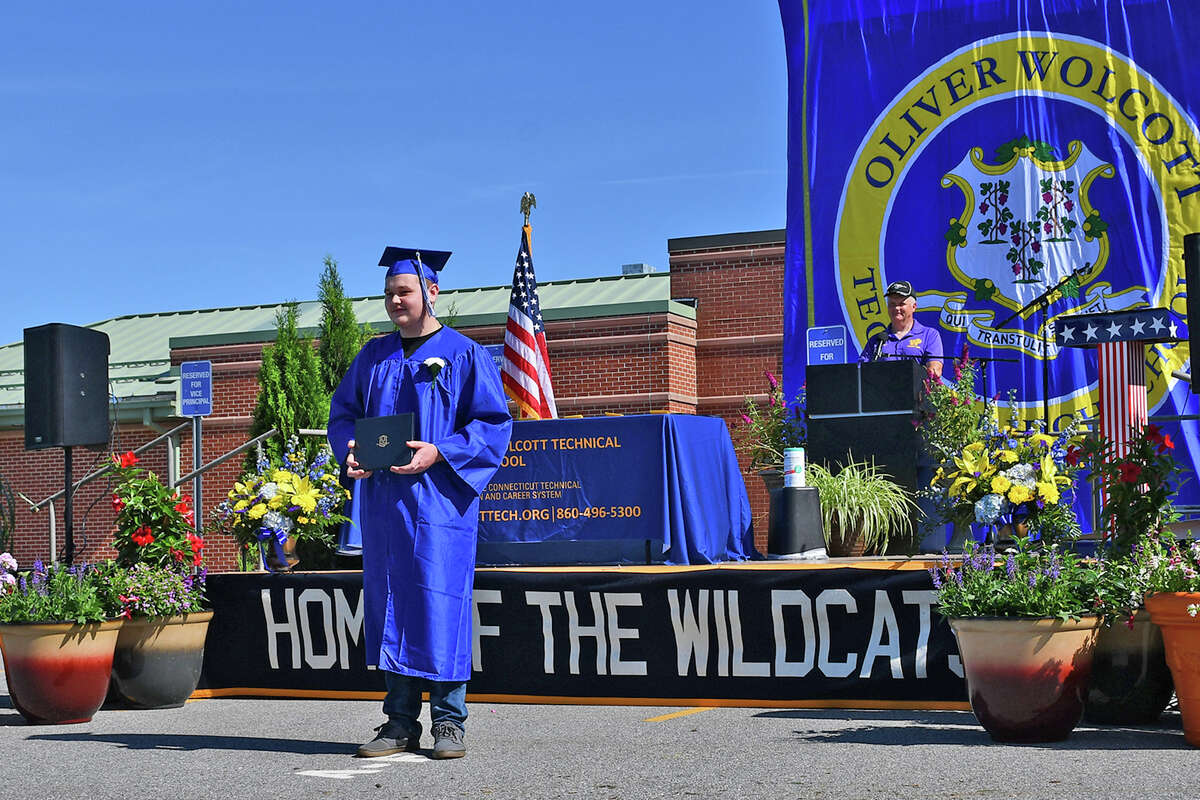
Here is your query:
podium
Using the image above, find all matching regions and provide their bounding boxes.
[806,361,924,492]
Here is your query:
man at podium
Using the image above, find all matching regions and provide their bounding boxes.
[858,280,944,379]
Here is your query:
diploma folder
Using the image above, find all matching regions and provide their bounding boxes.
[354,414,415,470]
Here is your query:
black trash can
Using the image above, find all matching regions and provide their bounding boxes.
[767,486,826,557]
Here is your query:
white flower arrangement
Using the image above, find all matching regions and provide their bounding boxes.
[423,356,448,380]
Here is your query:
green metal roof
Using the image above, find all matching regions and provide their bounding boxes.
[0,272,687,427]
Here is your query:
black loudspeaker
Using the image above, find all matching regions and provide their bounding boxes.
[23,323,111,450]
[1186,233,1200,394]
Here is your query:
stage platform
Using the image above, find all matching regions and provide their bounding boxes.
[196,558,970,710]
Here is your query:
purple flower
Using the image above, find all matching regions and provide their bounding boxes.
[764,371,779,390]
[1005,554,1017,579]
[928,567,943,589]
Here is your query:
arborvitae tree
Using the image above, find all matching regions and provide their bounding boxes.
[245,303,329,469]
[317,255,373,393]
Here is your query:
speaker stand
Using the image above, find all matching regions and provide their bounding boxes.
[63,446,74,565]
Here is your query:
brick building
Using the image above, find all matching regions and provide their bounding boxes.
[0,229,785,570]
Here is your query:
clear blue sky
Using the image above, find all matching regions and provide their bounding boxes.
[1,2,787,346]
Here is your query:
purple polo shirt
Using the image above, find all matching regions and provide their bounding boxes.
[858,318,944,366]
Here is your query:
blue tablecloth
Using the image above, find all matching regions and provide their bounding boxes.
[340,414,756,565]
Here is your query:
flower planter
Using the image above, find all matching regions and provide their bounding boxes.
[1145,592,1200,746]
[949,615,1101,742]
[0,619,123,724]
[110,610,213,709]
[825,520,869,558]
[1084,610,1173,725]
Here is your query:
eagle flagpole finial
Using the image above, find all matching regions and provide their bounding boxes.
[521,192,536,226]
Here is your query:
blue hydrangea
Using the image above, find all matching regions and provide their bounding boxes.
[262,510,294,534]
[1004,462,1036,488]
[974,493,1004,524]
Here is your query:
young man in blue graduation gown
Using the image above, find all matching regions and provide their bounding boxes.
[328,247,512,760]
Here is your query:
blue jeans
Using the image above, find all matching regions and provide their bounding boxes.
[382,670,467,737]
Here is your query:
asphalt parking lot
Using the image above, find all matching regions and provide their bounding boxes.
[3,668,1200,800]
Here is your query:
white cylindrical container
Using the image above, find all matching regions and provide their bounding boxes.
[783,447,805,488]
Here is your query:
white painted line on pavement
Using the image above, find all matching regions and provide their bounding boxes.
[297,752,431,780]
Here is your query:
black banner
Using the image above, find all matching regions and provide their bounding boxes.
[199,565,968,707]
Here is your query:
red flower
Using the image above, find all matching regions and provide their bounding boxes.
[174,496,195,525]
[111,494,125,512]
[188,533,205,552]
[1118,462,1143,484]
[131,526,155,547]
[115,451,138,469]
[170,547,184,562]
[1158,433,1175,453]
[1065,446,1081,467]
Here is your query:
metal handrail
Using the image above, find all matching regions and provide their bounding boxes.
[173,427,328,485]
[27,420,193,512]
[174,428,279,486]
[27,424,332,510]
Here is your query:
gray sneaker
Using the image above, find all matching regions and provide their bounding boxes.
[430,721,466,759]
[356,723,421,758]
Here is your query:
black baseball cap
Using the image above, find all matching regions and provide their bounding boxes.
[884,280,914,298]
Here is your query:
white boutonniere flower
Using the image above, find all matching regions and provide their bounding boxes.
[423,357,448,381]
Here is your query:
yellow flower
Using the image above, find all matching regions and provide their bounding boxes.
[995,449,1019,464]
[1007,484,1034,505]
[1037,481,1060,504]
[991,474,1012,494]
[956,442,991,475]
[1040,454,1072,487]
[233,499,249,512]
[291,477,320,514]
[1031,433,1055,449]
[248,503,269,519]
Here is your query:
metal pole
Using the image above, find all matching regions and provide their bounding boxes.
[1042,304,1051,431]
[167,429,178,489]
[48,499,56,565]
[192,416,203,534]
[63,447,74,565]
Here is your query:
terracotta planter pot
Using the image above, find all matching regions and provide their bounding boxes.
[110,610,213,709]
[0,619,123,724]
[1145,592,1200,746]
[949,615,1101,742]
[1084,609,1174,725]
[826,520,869,558]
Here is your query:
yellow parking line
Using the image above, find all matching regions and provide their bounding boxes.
[644,707,714,722]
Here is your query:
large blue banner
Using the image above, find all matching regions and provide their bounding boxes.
[477,415,756,564]
[779,0,1200,507]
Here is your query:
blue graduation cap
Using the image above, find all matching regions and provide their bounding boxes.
[379,247,451,285]
[379,246,451,320]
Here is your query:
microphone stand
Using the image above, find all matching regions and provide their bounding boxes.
[994,264,1090,430]
[963,356,1019,409]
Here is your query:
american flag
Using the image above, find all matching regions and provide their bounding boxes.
[501,224,557,419]
[1097,339,1147,538]
[1097,340,1147,457]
